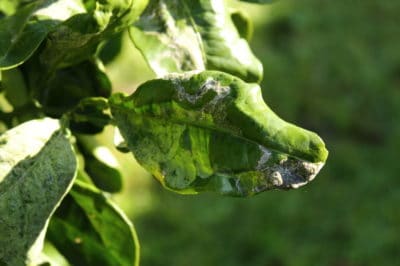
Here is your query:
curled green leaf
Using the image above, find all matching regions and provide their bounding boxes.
[131,0,263,83]
[0,118,77,265]
[110,71,328,196]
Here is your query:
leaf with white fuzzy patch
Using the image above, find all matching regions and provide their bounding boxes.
[110,71,328,197]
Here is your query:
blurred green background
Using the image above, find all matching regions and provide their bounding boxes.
[104,0,400,265]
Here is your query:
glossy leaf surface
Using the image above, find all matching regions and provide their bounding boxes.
[0,118,77,265]
[31,0,148,71]
[0,0,84,69]
[47,179,139,266]
[16,0,148,117]
[131,0,263,83]
[110,71,328,196]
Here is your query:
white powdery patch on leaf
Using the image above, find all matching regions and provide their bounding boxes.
[275,160,324,189]
[256,145,272,171]
[171,75,231,106]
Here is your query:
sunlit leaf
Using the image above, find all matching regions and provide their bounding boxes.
[110,71,328,196]
[32,0,148,71]
[0,118,77,265]
[0,0,18,16]
[17,0,148,118]
[0,0,85,70]
[99,32,124,65]
[41,241,70,266]
[130,0,263,83]
[47,179,139,266]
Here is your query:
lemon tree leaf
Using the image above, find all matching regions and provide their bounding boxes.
[110,71,328,196]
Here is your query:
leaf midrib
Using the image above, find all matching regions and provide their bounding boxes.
[113,104,313,163]
[179,0,207,65]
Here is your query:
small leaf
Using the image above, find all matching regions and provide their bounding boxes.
[69,97,112,134]
[99,32,124,65]
[0,118,77,265]
[0,0,85,70]
[130,0,263,83]
[110,71,328,196]
[77,135,123,193]
[47,179,140,266]
[1,67,29,108]
[230,10,253,41]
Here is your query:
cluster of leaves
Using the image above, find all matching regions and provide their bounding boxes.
[0,0,326,265]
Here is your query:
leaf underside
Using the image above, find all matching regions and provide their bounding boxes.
[110,71,328,196]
